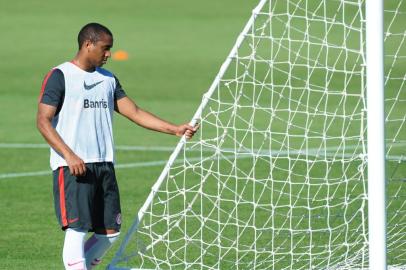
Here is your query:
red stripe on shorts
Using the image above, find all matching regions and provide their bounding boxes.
[38,69,56,103]
[58,167,68,227]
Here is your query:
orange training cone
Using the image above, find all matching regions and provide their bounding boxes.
[112,50,129,61]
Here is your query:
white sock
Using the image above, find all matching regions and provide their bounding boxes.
[84,232,120,269]
[63,228,88,270]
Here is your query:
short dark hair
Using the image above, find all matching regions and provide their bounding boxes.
[77,23,113,49]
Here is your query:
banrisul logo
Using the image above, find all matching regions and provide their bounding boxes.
[84,99,108,109]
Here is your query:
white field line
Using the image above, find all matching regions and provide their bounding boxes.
[0,143,175,152]
[0,170,51,179]
[1,142,405,151]
[0,143,404,180]
[0,159,172,180]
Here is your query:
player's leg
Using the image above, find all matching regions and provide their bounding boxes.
[84,229,120,269]
[84,162,122,269]
[53,166,95,270]
[63,228,87,270]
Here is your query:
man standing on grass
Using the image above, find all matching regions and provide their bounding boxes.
[36,22,198,270]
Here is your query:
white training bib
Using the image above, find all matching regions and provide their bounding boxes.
[50,62,117,170]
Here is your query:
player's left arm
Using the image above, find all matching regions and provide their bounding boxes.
[115,96,198,139]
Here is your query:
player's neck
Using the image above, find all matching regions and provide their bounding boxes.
[72,55,96,72]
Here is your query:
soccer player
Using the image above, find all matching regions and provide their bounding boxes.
[36,22,198,270]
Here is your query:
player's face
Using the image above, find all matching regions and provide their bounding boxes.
[88,33,113,67]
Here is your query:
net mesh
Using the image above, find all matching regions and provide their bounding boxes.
[111,0,406,269]
[385,0,406,267]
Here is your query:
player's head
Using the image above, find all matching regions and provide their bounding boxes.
[78,23,113,49]
[78,23,113,67]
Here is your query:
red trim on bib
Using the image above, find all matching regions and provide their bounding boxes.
[38,69,56,103]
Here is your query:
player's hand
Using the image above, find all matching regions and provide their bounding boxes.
[175,123,199,139]
[65,152,86,176]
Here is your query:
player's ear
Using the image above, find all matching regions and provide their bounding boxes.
[84,40,93,51]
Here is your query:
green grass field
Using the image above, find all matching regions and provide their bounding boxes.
[0,0,405,270]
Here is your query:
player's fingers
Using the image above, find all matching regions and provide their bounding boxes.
[193,123,200,131]
[80,163,87,176]
[76,166,83,176]
[76,162,86,176]
[183,125,194,133]
[71,166,78,176]
[68,165,75,176]
[177,123,198,138]
[190,126,199,134]
[185,130,194,139]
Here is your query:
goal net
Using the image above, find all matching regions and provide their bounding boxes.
[109,0,406,269]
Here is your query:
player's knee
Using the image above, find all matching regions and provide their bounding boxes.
[97,231,120,241]
[94,228,119,235]
[90,231,120,250]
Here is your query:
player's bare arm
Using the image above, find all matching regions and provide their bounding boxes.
[36,103,86,176]
[115,96,198,139]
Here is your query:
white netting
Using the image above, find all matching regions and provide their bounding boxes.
[110,0,405,269]
[385,0,406,267]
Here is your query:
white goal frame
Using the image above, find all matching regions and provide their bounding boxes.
[108,0,394,269]
[365,0,387,269]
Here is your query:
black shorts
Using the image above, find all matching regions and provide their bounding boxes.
[53,162,121,232]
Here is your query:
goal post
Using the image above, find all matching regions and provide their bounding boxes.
[108,0,406,269]
[365,0,387,269]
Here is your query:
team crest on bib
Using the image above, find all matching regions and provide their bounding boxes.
[116,213,122,225]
